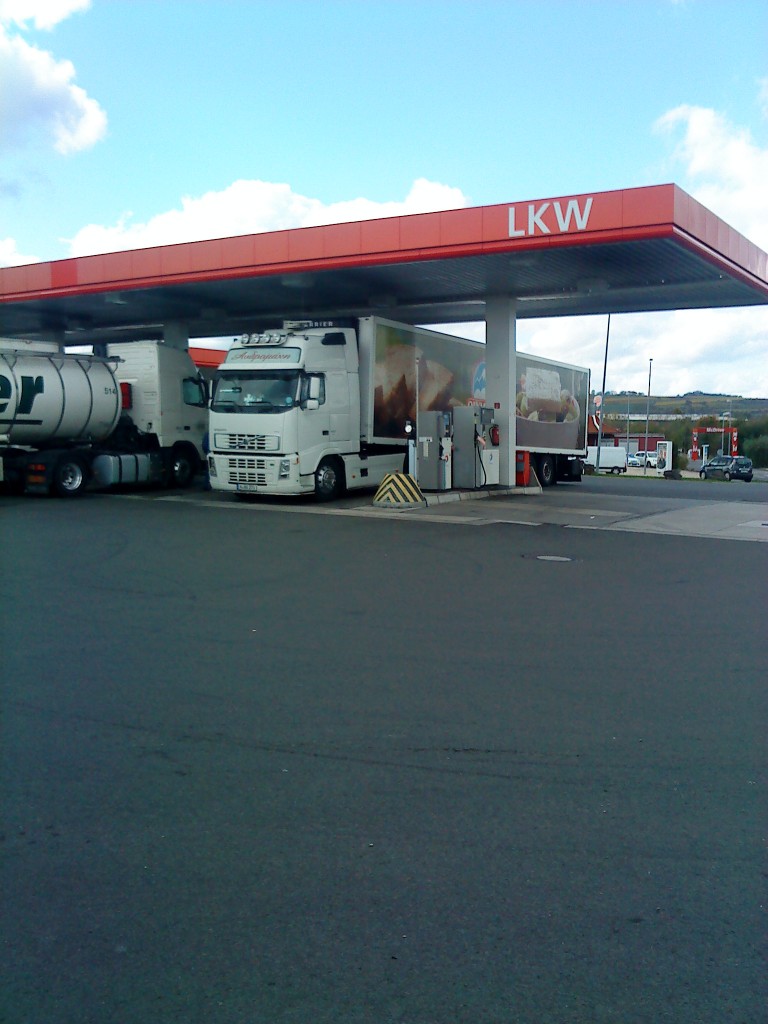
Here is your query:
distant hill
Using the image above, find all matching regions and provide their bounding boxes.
[598,392,768,421]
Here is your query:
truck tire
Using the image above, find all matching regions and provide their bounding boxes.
[611,466,621,474]
[171,445,199,488]
[315,457,344,501]
[537,454,556,487]
[52,455,87,497]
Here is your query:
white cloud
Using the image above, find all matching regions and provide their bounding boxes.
[66,178,470,255]
[0,235,38,266]
[0,0,90,30]
[0,0,105,155]
[655,103,768,248]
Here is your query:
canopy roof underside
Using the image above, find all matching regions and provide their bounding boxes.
[1,184,766,345]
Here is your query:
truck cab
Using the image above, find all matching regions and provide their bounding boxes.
[208,325,369,498]
[108,342,208,485]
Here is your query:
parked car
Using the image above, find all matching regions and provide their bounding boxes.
[699,455,753,482]
[636,451,657,468]
[627,453,642,467]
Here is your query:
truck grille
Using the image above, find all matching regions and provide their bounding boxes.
[216,433,279,452]
[225,456,270,486]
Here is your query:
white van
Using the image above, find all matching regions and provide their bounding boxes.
[583,446,628,474]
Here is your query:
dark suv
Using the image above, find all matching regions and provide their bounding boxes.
[699,455,753,482]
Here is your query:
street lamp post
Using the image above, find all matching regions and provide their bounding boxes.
[595,315,611,473]
[643,358,653,477]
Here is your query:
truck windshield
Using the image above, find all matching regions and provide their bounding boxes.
[211,370,300,414]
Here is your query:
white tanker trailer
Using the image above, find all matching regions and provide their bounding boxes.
[0,339,208,497]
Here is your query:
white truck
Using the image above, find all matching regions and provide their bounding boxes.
[583,445,628,474]
[0,339,207,497]
[207,317,589,498]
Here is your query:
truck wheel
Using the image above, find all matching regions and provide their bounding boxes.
[537,454,556,487]
[315,458,344,500]
[53,455,87,497]
[171,445,199,488]
[611,466,621,474]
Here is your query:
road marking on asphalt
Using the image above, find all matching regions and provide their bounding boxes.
[551,507,631,517]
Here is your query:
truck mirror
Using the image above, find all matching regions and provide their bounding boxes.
[304,398,320,411]
[183,377,208,408]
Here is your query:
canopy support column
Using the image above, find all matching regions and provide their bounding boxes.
[163,321,189,350]
[484,297,517,487]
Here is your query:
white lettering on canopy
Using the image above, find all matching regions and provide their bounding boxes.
[509,197,594,238]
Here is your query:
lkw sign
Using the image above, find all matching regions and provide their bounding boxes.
[509,196,593,238]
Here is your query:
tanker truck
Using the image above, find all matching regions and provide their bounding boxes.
[0,339,208,497]
[207,317,588,498]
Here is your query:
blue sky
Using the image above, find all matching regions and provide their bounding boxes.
[1,0,767,396]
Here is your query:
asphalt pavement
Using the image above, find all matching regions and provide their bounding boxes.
[1,484,766,1024]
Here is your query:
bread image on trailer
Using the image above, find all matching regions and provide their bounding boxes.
[373,346,456,431]
[369,320,482,440]
[514,353,588,463]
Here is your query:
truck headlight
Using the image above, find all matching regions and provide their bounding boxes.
[208,456,217,478]
[279,458,291,478]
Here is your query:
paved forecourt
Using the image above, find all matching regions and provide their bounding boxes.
[1,491,766,1023]
[120,477,768,543]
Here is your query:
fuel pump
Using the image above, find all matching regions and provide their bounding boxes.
[417,411,452,491]
[452,406,500,488]
[478,407,500,486]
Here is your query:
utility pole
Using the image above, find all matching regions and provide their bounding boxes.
[643,357,653,476]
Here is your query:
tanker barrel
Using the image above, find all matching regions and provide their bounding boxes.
[0,350,122,447]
